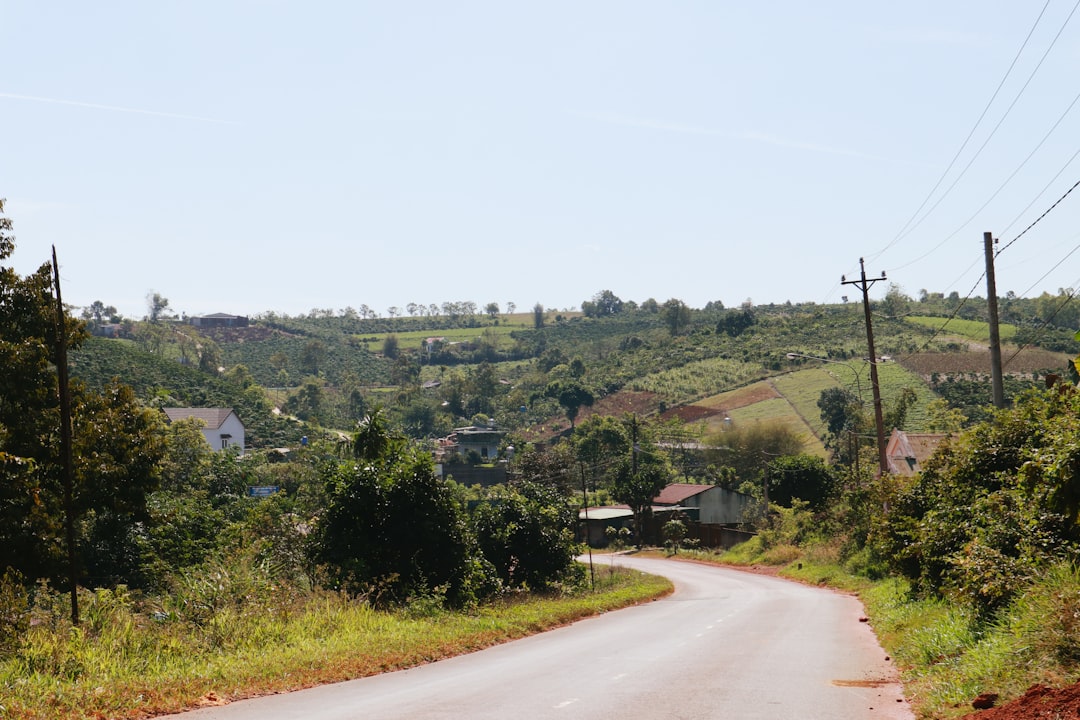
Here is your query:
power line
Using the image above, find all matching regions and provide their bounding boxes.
[869,0,1055,263]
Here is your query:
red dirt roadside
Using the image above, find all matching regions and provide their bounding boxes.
[958,682,1080,719]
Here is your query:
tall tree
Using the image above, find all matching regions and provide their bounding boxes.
[533,302,545,329]
[663,298,691,336]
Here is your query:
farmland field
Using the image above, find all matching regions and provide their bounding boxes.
[905,315,1017,343]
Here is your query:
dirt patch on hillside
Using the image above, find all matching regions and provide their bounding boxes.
[661,405,723,423]
[579,391,662,420]
[694,382,781,410]
[958,682,1080,719]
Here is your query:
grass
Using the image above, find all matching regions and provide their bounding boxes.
[0,567,670,719]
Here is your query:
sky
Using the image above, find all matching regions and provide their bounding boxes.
[4,1,1080,320]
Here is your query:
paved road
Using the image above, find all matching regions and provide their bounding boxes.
[163,555,912,720]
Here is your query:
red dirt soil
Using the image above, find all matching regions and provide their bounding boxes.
[958,682,1080,719]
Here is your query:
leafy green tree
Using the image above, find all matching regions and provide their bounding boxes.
[718,308,755,337]
[663,298,691,336]
[573,414,630,490]
[382,334,400,359]
[473,481,581,590]
[74,381,166,587]
[0,203,86,583]
[510,442,578,495]
[145,292,171,323]
[484,302,500,319]
[880,388,1080,615]
[612,451,670,547]
[924,398,967,433]
[582,290,624,318]
[301,339,327,375]
[543,379,594,429]
[817,387,867,466]
[533,302,545,329]
[883,386,918,432]
[766,454,834,510]
[315,415,492,607]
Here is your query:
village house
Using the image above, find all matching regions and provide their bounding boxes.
[162,408,246,454]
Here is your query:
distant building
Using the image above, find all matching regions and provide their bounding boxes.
[651,483,754,525]
[162,407,245,454]
[450,425,505,461]
[886,429,947,477]
[189,313,249,329]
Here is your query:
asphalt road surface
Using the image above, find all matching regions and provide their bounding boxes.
[162,555,912,720]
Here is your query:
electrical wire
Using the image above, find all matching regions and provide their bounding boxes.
[868,0,1054,263]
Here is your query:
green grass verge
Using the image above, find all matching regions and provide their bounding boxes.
[0,567,670,720]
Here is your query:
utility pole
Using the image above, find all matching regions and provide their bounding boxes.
[984,232,1006,409]
[52,247,79,626]
[842,258,889,477]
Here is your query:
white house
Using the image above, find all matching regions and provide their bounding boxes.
[162,408,245,454]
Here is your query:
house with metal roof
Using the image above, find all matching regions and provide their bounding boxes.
[885,429,946,477]
[652,482,754,524]
[162,408,245,454]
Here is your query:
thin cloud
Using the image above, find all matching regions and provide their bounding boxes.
[0,92,239,125]
[573,111,889,162]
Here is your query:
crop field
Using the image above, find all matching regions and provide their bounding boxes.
[353,324,523,352]
[905,315,1017,343]
[899,346,1072,378]
[723,396,828,457]
[627,357,765,406]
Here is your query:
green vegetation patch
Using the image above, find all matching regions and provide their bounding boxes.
[628,356,764,406]
[906,315,1017,343]
[0,567,670,720]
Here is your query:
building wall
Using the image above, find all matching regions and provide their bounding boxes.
[203,413,245,454]
[685,487,754,524]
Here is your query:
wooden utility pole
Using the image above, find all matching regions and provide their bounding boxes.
[984,232,1006,409]
[842,258,889,477]
[52,246,79,626]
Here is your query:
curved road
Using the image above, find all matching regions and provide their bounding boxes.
[164,555,912,720]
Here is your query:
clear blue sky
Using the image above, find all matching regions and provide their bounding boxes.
[4,2,1080,320]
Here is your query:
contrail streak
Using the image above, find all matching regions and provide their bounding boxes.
[0,92,239,125]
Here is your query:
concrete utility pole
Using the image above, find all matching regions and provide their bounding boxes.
[984,231,1006,409]
[842,258,889,477]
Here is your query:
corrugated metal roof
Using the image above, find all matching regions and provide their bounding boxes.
[162,408,238,430]
[653,483,714,505]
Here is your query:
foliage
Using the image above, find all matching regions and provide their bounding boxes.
[766,454,835,510]
[878,387,1080,616]
[472,481,582,591]
[315,415,494,608]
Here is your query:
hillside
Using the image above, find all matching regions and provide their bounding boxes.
[77,296,1078,450]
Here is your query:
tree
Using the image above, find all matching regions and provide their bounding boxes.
[613,453,669,548]
[582,290,624,318]
[573,415,630,490]
[533,302,545,329]
[473,481,582,590]
[485,302,500,319]
[145,292,171,323]
[543,379,594,429]
[382,334,400,359]
[0,199,74,582]
[880,388,1080,615]
[301,339,327,375]
[817,387,867,466]
[315,415,494,607]
[663,298,691,336]
[766,454,835,511]
[719,308,755,337]
[73,381,165,587]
